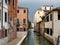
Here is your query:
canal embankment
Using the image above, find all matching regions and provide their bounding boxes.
[5,32,27,45]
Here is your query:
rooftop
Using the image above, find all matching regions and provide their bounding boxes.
[42,5,53,7]
[46,7,60,15]
[53,7,60,11]
[37,8,42,11]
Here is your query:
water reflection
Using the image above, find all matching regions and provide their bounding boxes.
[21,29,53,45]
[28,29,34,45]
[34,33,53,45]
[21,29,34,45]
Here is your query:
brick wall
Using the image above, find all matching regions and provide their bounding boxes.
[40,21,45,36]
[8,0,18,42]
[0,27,6,39]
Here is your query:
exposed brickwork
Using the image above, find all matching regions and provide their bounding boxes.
[2,27,5,38]
[40,21,45,36]
[35,23,40,33]
[17,7,28,31]
[0,27,6,39]
[8,26,17,42]
[8,0,18,42]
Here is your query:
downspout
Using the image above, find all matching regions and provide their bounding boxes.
[52,12,55,44]
[2,0,3,27]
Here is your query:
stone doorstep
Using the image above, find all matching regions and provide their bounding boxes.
[6,32,27,45]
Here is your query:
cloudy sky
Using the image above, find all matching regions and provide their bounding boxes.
[18,0,60,22]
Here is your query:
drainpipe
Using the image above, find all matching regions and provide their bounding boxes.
[52,12,54,44]
[1,0,3,28]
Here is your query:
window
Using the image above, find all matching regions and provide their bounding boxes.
[17,28,19,31]
[58,12,60,20]
[44,28,47,33]
[46,16,49,22]
[47,28,49,34]
[0,10,1,17]
[14,17,17,23]
[45,7,46,10]
[8,0,10,4]
[13,0,14,7]
[17,19,19,24]
[45,28,53,35]
[5,29,7,37]
[44,28,49,34]
[24,28,26,31]
[17,10,19,13]
[50,29,53,35]
[24,10,26,13]
[38,11,39,14]
[5,12,7,22]
[23,19,26,24]
[50,14,52,21]
[5,0,8,4]
[50,7,51,10]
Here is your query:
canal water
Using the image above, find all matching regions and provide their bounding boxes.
[21,29,53,45]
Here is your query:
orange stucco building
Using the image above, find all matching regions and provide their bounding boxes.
[17,7,28,31]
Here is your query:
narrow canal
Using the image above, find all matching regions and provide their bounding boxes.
[21,29,53,45]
